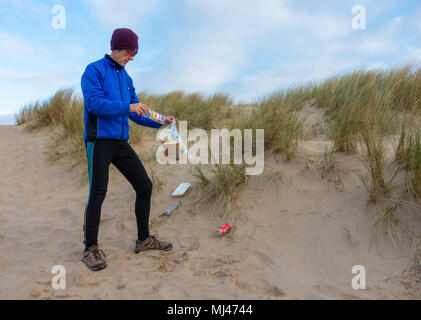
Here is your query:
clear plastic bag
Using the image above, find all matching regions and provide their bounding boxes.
[157,121,187,161]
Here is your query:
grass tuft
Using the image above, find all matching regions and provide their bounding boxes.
[190,163,248,213]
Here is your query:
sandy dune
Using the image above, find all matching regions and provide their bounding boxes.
[0,107,420,299]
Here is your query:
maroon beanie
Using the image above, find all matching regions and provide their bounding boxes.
[110,28,138,51]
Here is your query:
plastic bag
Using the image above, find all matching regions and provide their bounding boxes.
[157,121,178,142]
[157,121,187,161]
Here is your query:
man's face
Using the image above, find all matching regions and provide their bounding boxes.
[112,49,137,67]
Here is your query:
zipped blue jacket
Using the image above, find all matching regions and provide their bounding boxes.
[81,54,162,143]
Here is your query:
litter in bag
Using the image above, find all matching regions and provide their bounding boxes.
[157,121,187,161]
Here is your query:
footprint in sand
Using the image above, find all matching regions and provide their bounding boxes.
[233,274,286,298]
[57,208,72,216]
[157,261,176,273]
[190,255,240,279]
[262,281,286,297]
[249,251,276,267]
[180,235,200,252]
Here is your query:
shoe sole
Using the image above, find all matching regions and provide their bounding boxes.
[134,244,172,254]
[81,259,107,271]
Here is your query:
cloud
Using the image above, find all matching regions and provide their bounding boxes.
[130,1,356,97]
[393,16,403,24]
[4,0,50,17]
[77,1,421,104]
[0,30,85,114]
[84,0,159,29]
[0,68,83,115]
[406,48,421,64]
[230,54,366,102]
[0,69,83,84]
[1,0,420,113]
[0,32,50,58]
[182,0,351,40]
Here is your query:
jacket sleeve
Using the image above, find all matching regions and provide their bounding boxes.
[81,65,130,117]
[127,78,162,129]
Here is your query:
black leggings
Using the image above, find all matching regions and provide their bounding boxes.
[84,139,152,249]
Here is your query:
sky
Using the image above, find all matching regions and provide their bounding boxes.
[0,0,420,124]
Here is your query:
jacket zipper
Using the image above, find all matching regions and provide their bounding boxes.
[116,69,124,139]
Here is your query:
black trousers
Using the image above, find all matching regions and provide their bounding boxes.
[84,139,152,249]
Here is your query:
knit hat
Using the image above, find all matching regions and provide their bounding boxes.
[110,28,139,51]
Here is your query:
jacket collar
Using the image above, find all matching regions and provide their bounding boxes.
[104,54,123,70]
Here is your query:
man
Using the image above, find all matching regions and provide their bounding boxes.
[80,28,174,271]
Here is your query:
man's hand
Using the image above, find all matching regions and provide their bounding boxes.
[163,115,175,126]
[130,103,149,116]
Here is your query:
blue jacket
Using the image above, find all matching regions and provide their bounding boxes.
[81,54,161,143]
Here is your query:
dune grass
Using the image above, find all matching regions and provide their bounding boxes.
[190,163,248,213]
[308,67,420,204]
[14,103,39,125]
[149,167,165,193]
[312,66,420,152]
[45,94,86,168]
[137,91,232,130]
[19,88,75,131]
[318,148,344,191]
[353,100,401,203]
[16,88,233,177]
[14,65,421,215]
[395,121,421,200]
[229,89,307,161]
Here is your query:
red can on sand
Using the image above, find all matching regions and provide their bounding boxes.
[216,223,231,236]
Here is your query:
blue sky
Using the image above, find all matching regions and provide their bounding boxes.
[0,0,420,124]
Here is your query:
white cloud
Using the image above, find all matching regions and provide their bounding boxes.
[406,48,421,64]
[357,38,398,55]
[0,32,84,84]
[183,0,291,32]
[393,16,403,25]
[138,40,247,94]
[301,14,350,39]
[1,0,420,113]
[0,31,85,114]
[131,0,354,98]
[183,0,350,40]
[64,44,86,58]
[84,0,159,29]
[0,32,50,58]
[0,69,83,84]
[7,0,50,17]
[236,73,298,102]
[73,1,421,103]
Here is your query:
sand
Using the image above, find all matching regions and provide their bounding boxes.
[0,106,420,299]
